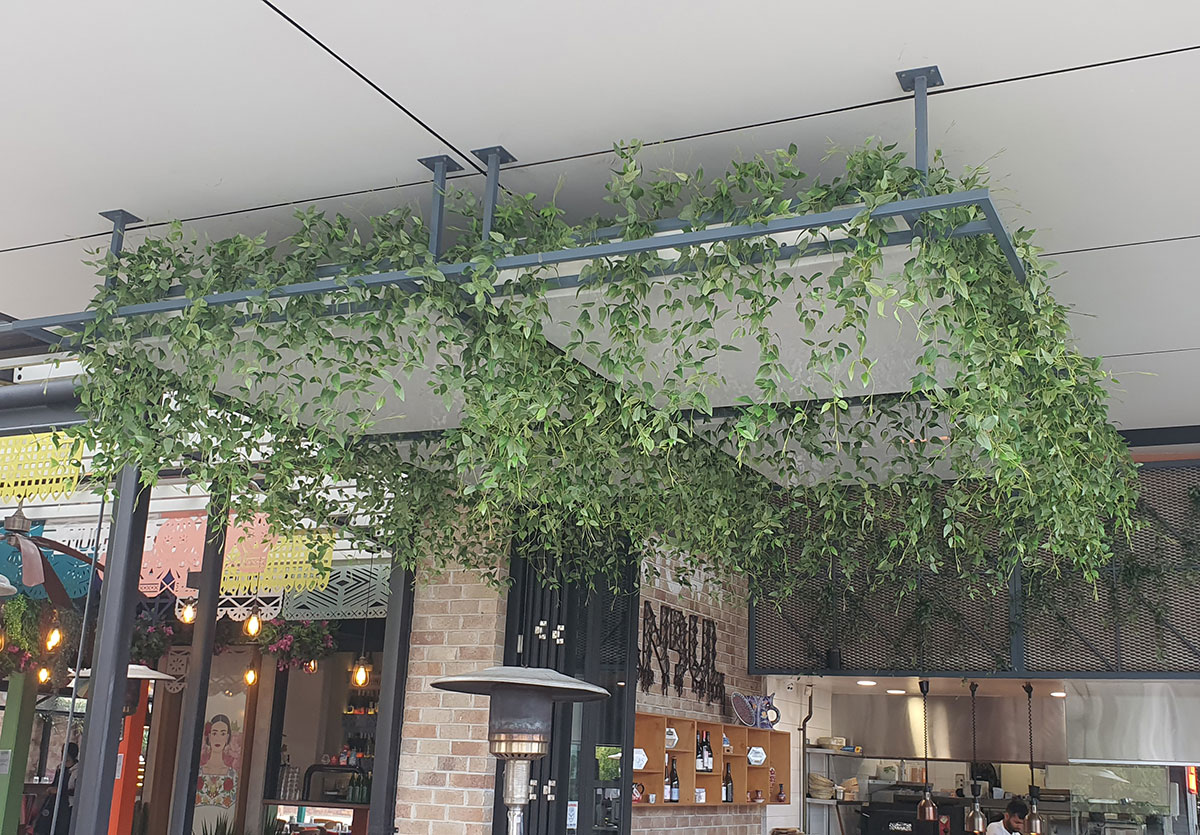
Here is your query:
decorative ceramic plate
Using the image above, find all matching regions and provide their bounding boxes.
[664,728,679,749]
[748,746,767,766]
[633,748,648,770]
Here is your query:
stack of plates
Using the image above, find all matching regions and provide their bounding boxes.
[809,773,835,800]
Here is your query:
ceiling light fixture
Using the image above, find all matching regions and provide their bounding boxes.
[917,679,937,830]
[886,689,906,695]
[965,682,986,835]
[857,680,877,687]
[1050,691,1066,699]
[1024,682,1046,835]
[243,609,262,638]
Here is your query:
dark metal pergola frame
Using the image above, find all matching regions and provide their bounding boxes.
[0,66,1038,833]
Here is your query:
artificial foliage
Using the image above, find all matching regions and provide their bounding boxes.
[70,141,1138,598]
[0,595,81,683]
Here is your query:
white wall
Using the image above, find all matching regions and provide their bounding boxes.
[764,676,834,835]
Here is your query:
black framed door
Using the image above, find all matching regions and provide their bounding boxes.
[494,548,638,835]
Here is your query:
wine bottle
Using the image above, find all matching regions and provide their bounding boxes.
[665,769,672,802]
[723,762,733,803]
[669,757,680,803]
[703,732,713,772]
[696,732,704,772]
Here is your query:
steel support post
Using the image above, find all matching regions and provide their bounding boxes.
[0,672,38,834]
[472,146,516,241]
[367,564,416,835]
[418,154,464,258]
[896,66,944,188]
[166,489,230,835]
[98,209,141,289]
[72,464,151,834]
[1008,563,1026,674]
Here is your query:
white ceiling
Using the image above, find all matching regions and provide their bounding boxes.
[2,0,1197,432]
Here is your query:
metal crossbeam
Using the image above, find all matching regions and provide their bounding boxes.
[0,188,1025,341]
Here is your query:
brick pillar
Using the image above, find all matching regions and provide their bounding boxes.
[394,568,507,835]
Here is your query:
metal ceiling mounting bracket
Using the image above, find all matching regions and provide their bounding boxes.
[895,65,944,92]
[417,155,464,258]
[896,65,945,187]
[471,146,517,240]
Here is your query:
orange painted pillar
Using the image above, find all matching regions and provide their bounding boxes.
[108,681,150,835]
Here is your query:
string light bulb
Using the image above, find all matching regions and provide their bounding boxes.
[243,610,262,638]
[37,667,51,684]
[45,627,62,652]
[244,667,258,686]
[303,659,319,674]
[179,601,197,625]
[352,655,371,688]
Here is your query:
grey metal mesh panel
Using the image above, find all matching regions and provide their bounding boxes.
[752,464,1200,677]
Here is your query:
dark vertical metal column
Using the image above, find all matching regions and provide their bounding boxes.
[471,146,516,240]
[418,154,463,258]
[1009,563,1026,674]
[166,489,230,835]
[72,464,150,833]
[368,564,416,835]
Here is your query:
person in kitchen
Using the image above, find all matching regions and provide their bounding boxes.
[986,799,1029,835]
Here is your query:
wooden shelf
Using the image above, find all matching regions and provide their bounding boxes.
[634,711,791,808]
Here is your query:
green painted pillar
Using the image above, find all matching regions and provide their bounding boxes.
[0,671,38,834]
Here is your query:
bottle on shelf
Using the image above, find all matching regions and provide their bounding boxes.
[669,757,680,803]
[702,732,713,772]
[664,768,671,802]
[723,762,733,803]
[777,782,787,803]
[695,732,705,772]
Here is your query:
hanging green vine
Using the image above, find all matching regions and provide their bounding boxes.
[69,140,1138,596]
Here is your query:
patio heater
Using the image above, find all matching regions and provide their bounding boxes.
[433,666,609,834]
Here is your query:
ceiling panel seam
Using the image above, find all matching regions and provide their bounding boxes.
[256,0,484,175]
[1045,231,1200,257]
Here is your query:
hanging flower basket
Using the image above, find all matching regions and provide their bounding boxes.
[255,619,337,671]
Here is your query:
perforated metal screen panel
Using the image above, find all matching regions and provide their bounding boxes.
[750,464,1200,677]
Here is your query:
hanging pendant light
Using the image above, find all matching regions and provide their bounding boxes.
[244,666,258,686]
[243,608,262,638]
[179,600,198,624]
[1024,682,1046,835]
[352,655,372,688]
[45,625,62,652]
[302,658,319,674]
[965,682,986,835]
[917,680,938,827]
[351,552,375,688]
[37,667,51,685]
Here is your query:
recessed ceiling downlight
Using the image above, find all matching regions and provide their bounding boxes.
[857,680,877,687]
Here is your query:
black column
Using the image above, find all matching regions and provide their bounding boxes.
[167,489,229,835]
[368,564,416,835]
[72,464,151,833]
